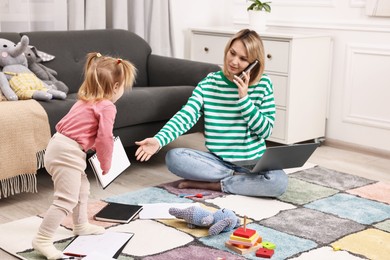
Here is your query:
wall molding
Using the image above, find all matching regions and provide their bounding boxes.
[235,0,363,8]
[257,19,390,33]
[272,0,335,7]
[324,138,390,159]
[343,43,390,130]
[234,0,334,6]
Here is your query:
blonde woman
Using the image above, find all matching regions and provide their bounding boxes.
[136,29,287,198]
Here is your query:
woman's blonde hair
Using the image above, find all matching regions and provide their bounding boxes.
[223,29,265,84]
[78,52,137,101]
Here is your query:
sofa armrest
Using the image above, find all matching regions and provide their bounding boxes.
[147,54,220,87]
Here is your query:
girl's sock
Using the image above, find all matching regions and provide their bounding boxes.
[32,232,63,260]
[73,222,105,236]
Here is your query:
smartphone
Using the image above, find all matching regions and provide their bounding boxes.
[238,60,259,80]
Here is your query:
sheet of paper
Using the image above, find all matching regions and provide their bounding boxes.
[63,231,133,258]
[139,203,198,219]
[89,136,131,189]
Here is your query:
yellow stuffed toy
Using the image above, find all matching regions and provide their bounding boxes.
[0,35,65,101]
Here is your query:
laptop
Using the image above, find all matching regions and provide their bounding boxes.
[233,142,320,173]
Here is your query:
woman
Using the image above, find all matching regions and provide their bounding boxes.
[135,29,288,197]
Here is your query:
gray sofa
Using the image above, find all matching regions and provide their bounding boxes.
[0,29,220,148]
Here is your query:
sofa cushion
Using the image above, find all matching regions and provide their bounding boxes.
[22,29,152,94]
[114,86,195,129]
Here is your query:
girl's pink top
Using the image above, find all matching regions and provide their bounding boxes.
[56,99,117,173]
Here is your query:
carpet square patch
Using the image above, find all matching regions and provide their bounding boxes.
[347,181,390,204]
[331,228,390,260]
[157,180,225,200]
[0,216,73,255]
[278,177,339,205]
[289,166,376,190]
[158,218,210,238]
[109,219,194,257]
[374,219,390,232]
[260,207,366,244]
[143,244,245,260]
[208,194,296,221]
[289,246,363,259]
[305,193,390,225]
[200,223,317,260]
[104,186,192,204]
[39,199,115,229]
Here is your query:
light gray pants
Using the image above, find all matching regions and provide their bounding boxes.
[166,148,288,197]
[38,133,89,237]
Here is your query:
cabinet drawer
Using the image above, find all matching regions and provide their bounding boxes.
[263,40,290,74]
[268,74,287,107]
[271,108,286,140]
[191,34,229,65]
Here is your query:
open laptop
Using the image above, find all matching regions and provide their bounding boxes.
[233,142,319,173]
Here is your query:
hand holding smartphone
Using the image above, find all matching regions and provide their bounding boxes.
[238,60,259,80]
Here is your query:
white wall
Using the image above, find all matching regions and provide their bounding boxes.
[1,0,389,154]
[0,0,67,31]
[169,0,234,59]
[170,0,390,154]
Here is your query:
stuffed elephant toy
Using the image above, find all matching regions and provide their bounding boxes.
[169,206,240,236]
[24,46,69,95]
[0,35,66,101]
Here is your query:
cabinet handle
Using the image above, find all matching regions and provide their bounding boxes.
[204,47,209,52]
[267,53,272,60]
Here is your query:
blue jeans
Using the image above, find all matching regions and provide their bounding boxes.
[165,148,288,197]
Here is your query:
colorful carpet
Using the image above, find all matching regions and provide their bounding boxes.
[1,166,390,260]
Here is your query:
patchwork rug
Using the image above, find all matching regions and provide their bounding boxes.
[1,166,390,260]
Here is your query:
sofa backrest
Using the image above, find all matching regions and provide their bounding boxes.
[0,32,22,46]
[19,29,151,94]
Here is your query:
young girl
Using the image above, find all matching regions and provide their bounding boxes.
[32,52,136,259]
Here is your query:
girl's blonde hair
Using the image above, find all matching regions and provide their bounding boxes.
[223,29,265,85]
[78,52,137,101]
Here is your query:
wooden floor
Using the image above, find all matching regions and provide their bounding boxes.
[1,132,389,224]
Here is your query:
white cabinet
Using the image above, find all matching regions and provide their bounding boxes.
[190,27,332,144]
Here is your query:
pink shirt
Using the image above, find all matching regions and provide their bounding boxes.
[56,100,117,173]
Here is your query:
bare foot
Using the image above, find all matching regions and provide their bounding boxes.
[178,180,221,191]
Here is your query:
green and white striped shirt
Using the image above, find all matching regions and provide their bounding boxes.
[154,70,275,162]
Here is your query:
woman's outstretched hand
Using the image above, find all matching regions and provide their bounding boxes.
[135,137,160,162]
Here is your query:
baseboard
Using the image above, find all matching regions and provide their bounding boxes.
[324,138,390,159]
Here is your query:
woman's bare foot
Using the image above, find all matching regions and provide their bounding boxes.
[178,180,221,191]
